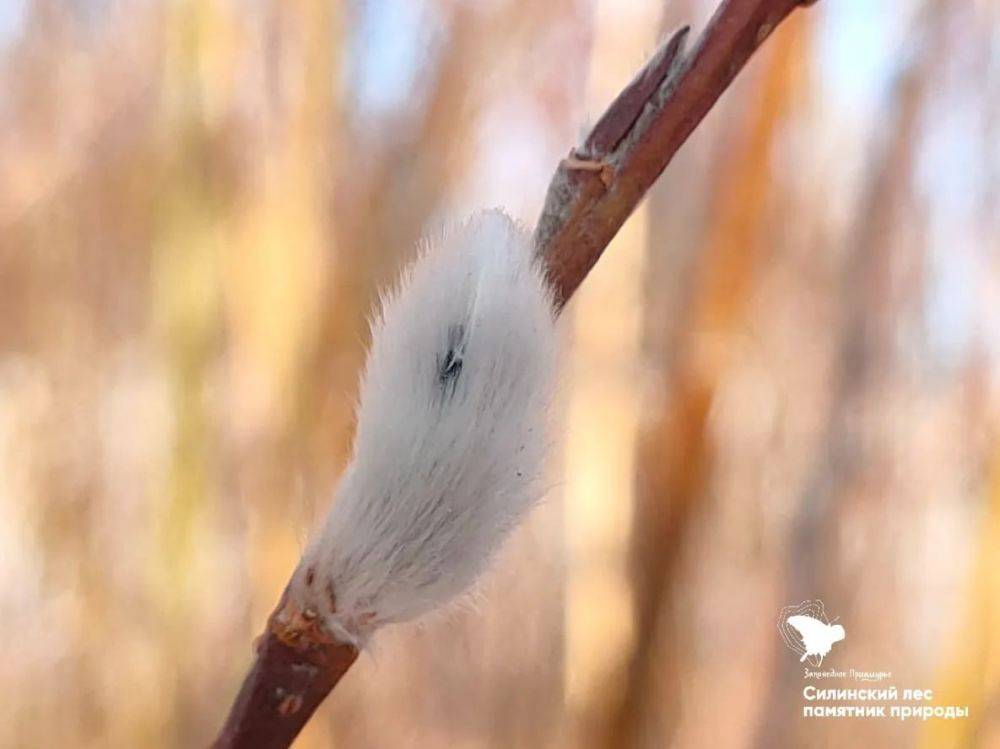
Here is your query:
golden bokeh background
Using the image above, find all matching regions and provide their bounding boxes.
[0,0,997,746]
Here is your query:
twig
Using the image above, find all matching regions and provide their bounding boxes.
[536,0,816,308]
[211,589,358,748]
[211,1,816,746]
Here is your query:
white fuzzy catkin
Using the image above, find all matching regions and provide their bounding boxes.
[290,209,558,645]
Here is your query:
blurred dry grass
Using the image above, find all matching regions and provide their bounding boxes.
[0,0,998,747]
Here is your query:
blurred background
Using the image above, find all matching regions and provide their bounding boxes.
[0,0,998,746]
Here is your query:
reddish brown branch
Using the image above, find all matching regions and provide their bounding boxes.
[211,589,359,749]
[211,0,815,745]
[535,0,814,308]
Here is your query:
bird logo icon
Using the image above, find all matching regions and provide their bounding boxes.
[778,600,845,667]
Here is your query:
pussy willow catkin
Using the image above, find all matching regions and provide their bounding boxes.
[288,209,559,646]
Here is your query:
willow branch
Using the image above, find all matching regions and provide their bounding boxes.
[535,0,816,308]
[211,0,816,746]
[211,588,358,749]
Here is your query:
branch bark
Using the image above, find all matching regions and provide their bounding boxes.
[536,0,814,308]
[211,0,816,745]
[211,589,359,749]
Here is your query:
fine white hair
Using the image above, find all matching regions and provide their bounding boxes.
[289,209,559,645]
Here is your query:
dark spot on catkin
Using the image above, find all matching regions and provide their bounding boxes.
[436,323,466,398]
